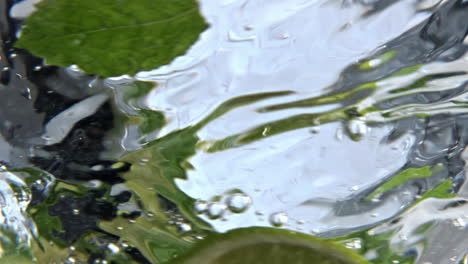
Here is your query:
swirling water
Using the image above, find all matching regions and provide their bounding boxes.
[1,0,468,263]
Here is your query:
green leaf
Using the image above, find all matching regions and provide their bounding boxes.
[99,216,192,263]
[366,165,442,200]
[16,0,208,77]
[99,128,213,263]
[419,179,456,200]
[120,128,210,229]
[137,109,166,134]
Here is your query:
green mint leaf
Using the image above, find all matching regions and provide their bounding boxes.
[16,0,208,77]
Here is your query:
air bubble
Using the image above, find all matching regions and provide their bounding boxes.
[348,119,368,139]
[206,202,226,219]
[65,257,77,264]
[91,164,105,171]
[226,193,252,213]
[107,243,120,254]
[344,238,362,250]
[177,222,192,232]
[269,212,288,227]
[194,200,208,214]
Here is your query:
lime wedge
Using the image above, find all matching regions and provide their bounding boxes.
[170,227,370,264]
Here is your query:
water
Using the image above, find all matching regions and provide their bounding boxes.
[1,0,468,263]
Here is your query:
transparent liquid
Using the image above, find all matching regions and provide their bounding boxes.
[1,0,467,263]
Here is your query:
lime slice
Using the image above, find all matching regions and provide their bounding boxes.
[170,227,370,264]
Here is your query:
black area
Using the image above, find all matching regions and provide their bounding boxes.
[125,247,153,264]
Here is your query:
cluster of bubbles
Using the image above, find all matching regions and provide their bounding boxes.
[194,192,252,220]
[193,192,294,228]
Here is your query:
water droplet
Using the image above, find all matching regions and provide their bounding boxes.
[68,64,83,73]
[344,238,362,249]
[206,202,226,219]
[177,222,192,232]
[194,200,208,214]
[86,180,102,188]
[65,257,77,264]
[120,242,129,248]
[348,119,368,139]
[269,212,288,227]
[91,164,105,171]
[146,212,154,217]
[94,259,109,264]
[107,243,120,254]
[226,193,252,213]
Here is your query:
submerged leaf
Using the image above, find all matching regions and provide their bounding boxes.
[16,0,208,77]
[366,165,443,200]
